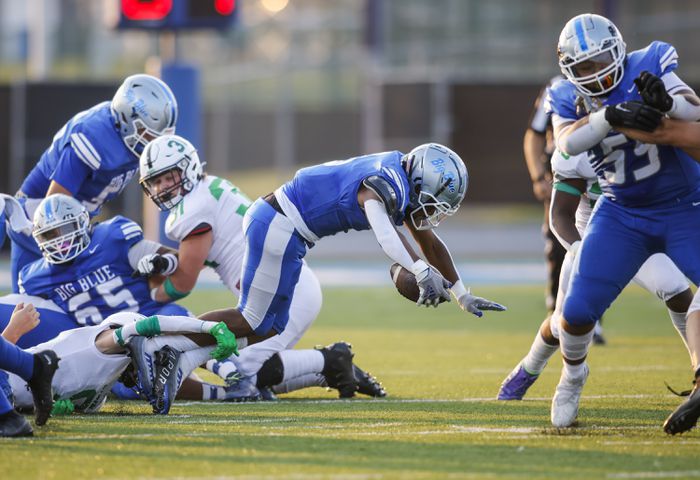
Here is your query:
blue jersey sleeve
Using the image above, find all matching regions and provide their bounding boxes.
[545,82,577,121]
[50,148,93,195]
[649,41,678,76]
[106,216,145,250]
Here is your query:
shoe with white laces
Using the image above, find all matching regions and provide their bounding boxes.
[551,364,589,428]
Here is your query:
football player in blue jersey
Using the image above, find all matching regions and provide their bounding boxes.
[7,74,178,292]
[197,143,506,342]
[17,195,191,334]
[545,13,700,431]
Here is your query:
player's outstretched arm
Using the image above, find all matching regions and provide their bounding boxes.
[1,303,40,344]
[618,118,700,161]
[407,224,506,317]
[359,187,451,307]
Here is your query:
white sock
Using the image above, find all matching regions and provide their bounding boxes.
[202,384,226,400]
[522,333,559,375]
[206,358,239,381]
[273,373,327,394]
[668,309,691,356]
[278,350,325,382]
[559,327,593,379]
[593,321,603,336]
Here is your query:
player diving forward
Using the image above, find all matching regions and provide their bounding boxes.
[497,147,693,400]
[191,143,505,350]
[547,13,700,431]
[2,309,242,416]
[137,135,384,399]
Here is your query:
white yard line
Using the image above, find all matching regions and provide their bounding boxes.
[607,471,700,479]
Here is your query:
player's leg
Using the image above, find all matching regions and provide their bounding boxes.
[0,335,58,426]
[498,248,575,400]
[544,210,567,313]
[554,200,651,427]
[659,199,700,433]
[0,385,32,437]
[632,253,693,357]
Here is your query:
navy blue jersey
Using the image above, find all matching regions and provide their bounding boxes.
[18,216,165,325]
[547,41,700,207]
[280,151,411,239]
[20,102,137,216]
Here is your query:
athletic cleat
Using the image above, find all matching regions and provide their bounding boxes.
[223,377,263,402]
[551,364,589,428]
[353,364,387,397]
[28,350,59,426]
[0,410,33,437]
[126,336,157,403]
[664,383,700,435]
[259,386,278,401]
[152,346,183,415]
[498,363,539,400]
[110,381,141,400]
[319,342,359,398]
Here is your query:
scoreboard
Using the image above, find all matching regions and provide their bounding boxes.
[117,0,236,30]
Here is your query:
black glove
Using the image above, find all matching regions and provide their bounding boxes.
[131,253,175,278]
[634,70,673,112]
[604,101,663,132]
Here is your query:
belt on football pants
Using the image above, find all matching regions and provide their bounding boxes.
[263,192,286,216]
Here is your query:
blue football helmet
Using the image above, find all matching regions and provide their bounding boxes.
[557,13,626,96]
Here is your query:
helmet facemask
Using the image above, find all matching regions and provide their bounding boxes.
[560,42,625,96]
[123,119,175,157]
[33,211,90,264]
[409,188,460,231]
[141,160,194,211]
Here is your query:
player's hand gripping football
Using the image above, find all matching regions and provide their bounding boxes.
[457,289,507,318]
[604,101,663,132]
[209,322,239,360]
[132,253,177,278]
[413,262,452,307]
[634,70,673,112]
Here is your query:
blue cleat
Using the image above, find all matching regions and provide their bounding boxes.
[152,346,183,415]
[110,381,141,400]
[258,386,278,401]
[498,363,539,400]
[223,377,263,402]
[126,336,157,404]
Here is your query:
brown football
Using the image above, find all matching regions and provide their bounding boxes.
[389,263,420,302]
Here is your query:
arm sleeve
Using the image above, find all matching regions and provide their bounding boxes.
[50,148,93,195]
[365,199,415,270]
[113,315,219,346]
[662,72,700,121]
[127,239,162,270]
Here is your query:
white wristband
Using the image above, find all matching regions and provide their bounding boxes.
[410,259,430,277]
[450,281,467,300]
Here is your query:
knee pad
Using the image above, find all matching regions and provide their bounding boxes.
[562,294,598,327]
[256,354,284,388]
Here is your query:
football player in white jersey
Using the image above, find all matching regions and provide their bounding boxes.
[498,148,693,401]
[3,304,246,416]
[137,135,384,399]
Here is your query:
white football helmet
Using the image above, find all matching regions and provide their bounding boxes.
[557,13,626,96]
[32,194,91,264]
[403,143,468,230]
[111,74,178,156]
[139,134,204,211]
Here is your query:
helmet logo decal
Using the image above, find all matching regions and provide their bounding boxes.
[574,17,589,52]
[167,139,186,152]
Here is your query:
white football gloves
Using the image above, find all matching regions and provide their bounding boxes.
[411,260,452,307]
[455,288,507,318]
[134,253,178,278]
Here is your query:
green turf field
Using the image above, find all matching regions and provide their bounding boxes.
[1,284,698,479]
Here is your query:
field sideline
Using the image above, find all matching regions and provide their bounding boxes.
[1,284,698,479]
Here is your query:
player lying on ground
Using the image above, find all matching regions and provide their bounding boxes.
[138,135,384,399]
[497,148,693,400]
[178,143,505,353]
[1,309,243,417]
[547,13,700,431]
[0,303,58,437]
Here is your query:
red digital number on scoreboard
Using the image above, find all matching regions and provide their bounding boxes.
[121,0,173,21]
